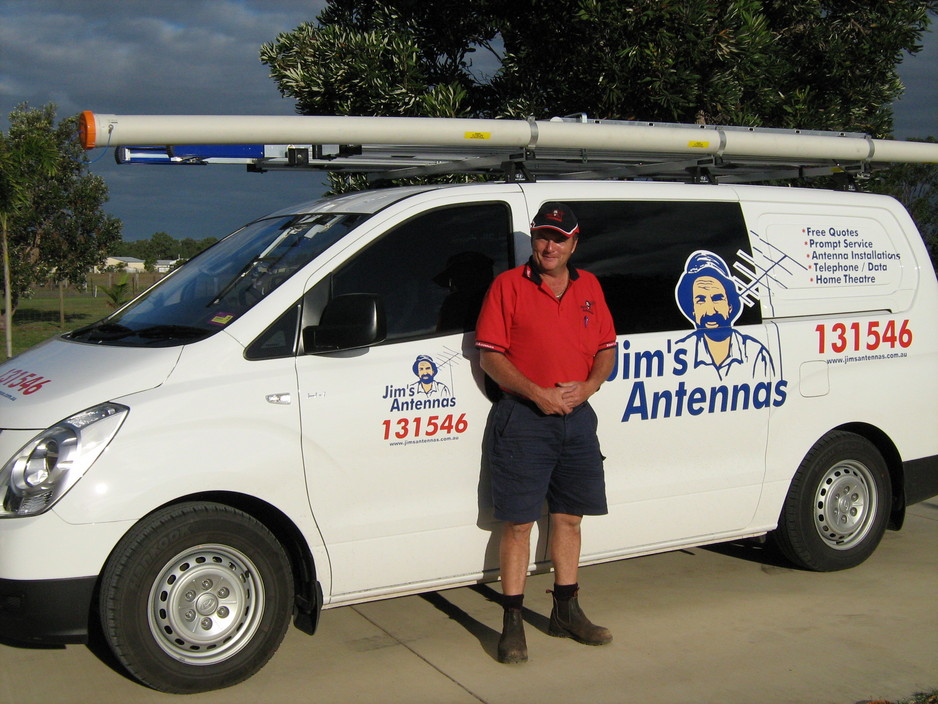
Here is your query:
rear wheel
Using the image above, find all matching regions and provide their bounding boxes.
[773,432,891,571]
[100,502,293,693]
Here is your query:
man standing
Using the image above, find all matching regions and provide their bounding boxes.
[475,202,616,664]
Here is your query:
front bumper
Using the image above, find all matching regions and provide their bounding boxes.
[0,576,97,645]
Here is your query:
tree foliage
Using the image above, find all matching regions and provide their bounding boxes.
[492,0,937,133]
[0,105,58,353]
[260,1,496,192]
[113,232,218,269]
[1,104,121,312]
[870,139,938,271]
[260,2,938,241]
[102,274,132,309]
[261,0,937,136]
[261,1,494,119]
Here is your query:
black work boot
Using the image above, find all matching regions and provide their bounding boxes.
[497,608,528,663]
[548,589,613,646]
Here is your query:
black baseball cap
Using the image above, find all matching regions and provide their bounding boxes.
[531,202,579,238]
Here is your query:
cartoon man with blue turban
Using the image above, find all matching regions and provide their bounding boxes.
[674,251,774,380]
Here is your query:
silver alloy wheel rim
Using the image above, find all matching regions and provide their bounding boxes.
[147,543,266,665]
[813,460,877,550]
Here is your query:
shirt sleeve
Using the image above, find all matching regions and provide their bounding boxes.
[591,276,617,353]
[475,272,513,354]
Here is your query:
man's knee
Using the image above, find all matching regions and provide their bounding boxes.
[503,521,535,542]
[550,513,583,533]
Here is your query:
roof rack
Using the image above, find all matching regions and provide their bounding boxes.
[81,112,938,185]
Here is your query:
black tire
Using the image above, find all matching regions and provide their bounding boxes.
[100,502,294,693]
[772,431,891,572]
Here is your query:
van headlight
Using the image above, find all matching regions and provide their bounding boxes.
[0,403,128,517]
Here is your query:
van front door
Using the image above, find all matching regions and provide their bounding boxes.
[296,198,520,600]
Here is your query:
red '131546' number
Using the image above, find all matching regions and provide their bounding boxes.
[0,368,51,395]
[816,319,912,354]
[382,413,468,440]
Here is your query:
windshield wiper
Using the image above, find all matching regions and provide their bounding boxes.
[69,323,210,345]
[135,325,211,342]
[68,322,136,342]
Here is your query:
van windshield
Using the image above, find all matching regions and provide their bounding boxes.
[68,212,368,347]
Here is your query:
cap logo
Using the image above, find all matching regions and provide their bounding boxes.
[532,202,578,237]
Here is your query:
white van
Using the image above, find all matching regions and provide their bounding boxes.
[1,179,936,692]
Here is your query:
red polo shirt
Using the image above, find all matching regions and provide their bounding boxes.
[475,259,616,388]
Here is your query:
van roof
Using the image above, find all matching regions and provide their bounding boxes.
[262,184,445,218]
[254,177,907,225]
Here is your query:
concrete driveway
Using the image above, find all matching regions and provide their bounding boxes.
[2,498,936,704]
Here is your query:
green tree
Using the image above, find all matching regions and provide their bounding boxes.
[262,1,494,118]
[102,273,131,309]
[260,1,937,137]
[261,1,496,192]
[262,1,938,247]
[868,138,938,271]
[1,104,121,346]
[491,0,936,134]
[173,236,217,265]
[147,232,178,260]
[113,233,217,265]
[0,111,58,357]
[131,231,181,270]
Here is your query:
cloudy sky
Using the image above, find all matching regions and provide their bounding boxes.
[1,1,936,242]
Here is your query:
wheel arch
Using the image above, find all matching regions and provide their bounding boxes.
[833,422,905,530]
[100,491,322,637]
[772,426,895,571]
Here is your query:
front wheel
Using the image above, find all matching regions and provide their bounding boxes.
[100,502,294,693]
[772,431,891,572]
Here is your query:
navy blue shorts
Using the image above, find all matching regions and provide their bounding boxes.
[484,395,608,523]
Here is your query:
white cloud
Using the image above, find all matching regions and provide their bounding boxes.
[0,0,323,120]
[0,0,326,240]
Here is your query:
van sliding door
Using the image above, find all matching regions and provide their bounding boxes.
[543,196,777,558]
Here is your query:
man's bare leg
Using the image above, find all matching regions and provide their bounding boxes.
[547,512,612,646]
[549,512,582,585]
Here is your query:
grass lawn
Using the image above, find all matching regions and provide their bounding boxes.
[7,291,113,359]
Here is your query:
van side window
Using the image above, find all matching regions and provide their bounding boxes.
[245,302,301,360]
[569,201,760,334]
[332,202,513,342]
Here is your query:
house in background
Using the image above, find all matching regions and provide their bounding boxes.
[102,256,146,272]
[98,257,180,273]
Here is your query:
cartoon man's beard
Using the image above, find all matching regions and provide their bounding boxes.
[420,374,435,383]
[697,313,733,342]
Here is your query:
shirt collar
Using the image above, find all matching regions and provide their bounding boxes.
[691,329,744,370]
[523,256,580,286]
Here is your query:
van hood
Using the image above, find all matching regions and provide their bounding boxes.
[0,337,182,429]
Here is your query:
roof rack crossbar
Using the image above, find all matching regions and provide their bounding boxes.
[364,153,521,182]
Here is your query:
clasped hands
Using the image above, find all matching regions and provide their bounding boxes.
[533,381,595,416]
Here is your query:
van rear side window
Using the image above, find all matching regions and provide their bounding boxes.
[568,201,760,335]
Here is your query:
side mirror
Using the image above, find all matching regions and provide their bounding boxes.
[304,293,386,353]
